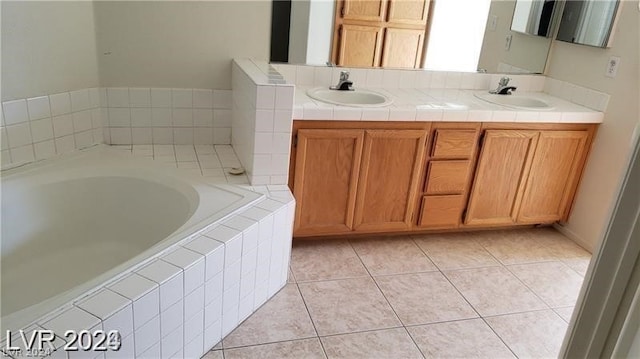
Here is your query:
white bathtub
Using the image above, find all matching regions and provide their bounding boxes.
[1,146,263,333]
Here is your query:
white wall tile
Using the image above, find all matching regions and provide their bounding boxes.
[213,109,232,128]
[184,333,204,359]
[204,272,224,306]
[131,108,152,127]
[184,237,225,281]
[129,88,151,108]
[27,96,51,120]
[275,86,295,110]
[110,128,132,145]
[153,128,173,144]
[52,114,74,138]
[172,109,193,127]
[256,86,276,110]
[161,324,183,359]
[152,108,172,127]
[162,248,205,295]
[172,89,193,108]
[273,110,293,132]
[55,135,76,154]
[73,110,93,132]
[295,66,315,86]
[41,307,101,334]
[194,109,214,127]
[34,140,55,160]
[193,89,213,109]
[151,88,172,108]
[184,285,205,320]
[194,128,214,145]
[70,89,91,112]
[213,90,232,109]
[134,315,160,356]
[107,88,130,108]
[75,130,94,148]
[3,99,29,125]
[10,144,35,163]
[173,128,194,145]
[49,93,72,117]
[103,305,134,339]
[161,299,183,338]
[6,122,32,147]
[108,108,131,127]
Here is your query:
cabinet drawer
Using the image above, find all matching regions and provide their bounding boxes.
[418,195,465,227]
[431,130,477,158]
[425,160,470,194]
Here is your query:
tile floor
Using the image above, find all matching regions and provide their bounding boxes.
[201,227,591,359]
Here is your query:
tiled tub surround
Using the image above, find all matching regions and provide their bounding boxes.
[102,88,233,146]
[0,146,295,359]
[231,59,295,186]
[1,88,103,169]
[1,87,234,170]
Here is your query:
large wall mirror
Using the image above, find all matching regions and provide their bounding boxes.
[270,0,560,74]
[556,0,619,47]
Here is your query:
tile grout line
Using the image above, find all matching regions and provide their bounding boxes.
[293,282,329,359]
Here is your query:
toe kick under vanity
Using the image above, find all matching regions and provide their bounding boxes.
[289,89,601,238]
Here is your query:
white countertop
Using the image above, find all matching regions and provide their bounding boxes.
[293,87,603,124]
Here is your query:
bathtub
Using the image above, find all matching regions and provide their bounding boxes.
[1,146,264,333]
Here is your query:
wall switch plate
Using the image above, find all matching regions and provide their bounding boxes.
[488,15,498,31]
[606,56,621,78]
[505,34,512,51]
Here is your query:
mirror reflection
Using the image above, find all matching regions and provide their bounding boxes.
[511,0,557,37]
[271,0,558,74]
[556,0,619,47]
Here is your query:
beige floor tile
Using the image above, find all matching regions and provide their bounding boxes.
[562,257,591,276]
[224,338,326,359]
[408,318,516,359]
[375,272,478,326]
[553,306,575,323]
[473,229,558,265]
[298,277,401,336]
[445,266,547,316]
[201,350,224,359]
[413,233,500,270]
[223,284,317,348]
[291,239,369,282]
[321,328,423,359]
[288,267,296,283]
[485,310,568,359]
[526,227,592,259]
[508,261,584,307]
[350,237,437,275]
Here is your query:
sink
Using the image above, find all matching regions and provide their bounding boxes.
[307,87,393,107]
[474,92,554,110]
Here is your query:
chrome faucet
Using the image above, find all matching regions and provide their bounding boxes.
[330,71,354,91]
[490,76,517,95]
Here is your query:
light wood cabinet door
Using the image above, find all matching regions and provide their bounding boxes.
[517,130,589,223]
[465,130,539,226]
[293,129,364,236]
[381,28,425,68]
[387,0,430,25]
[354,129,428,231]
[337,25,384,67]
[342,0,387,21]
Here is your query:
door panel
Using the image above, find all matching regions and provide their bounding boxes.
[465,130,539,226]
[517,131,589,223]
[381,28,425,68]
[338,25,384,67]
[293,129,364,235]
[354,129,428,231]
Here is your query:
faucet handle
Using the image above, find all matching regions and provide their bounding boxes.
[499,77,511,86]
[339,71,350,81]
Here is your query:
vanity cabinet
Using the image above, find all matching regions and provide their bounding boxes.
[465,128,591,226]
[290,121,596,238]
[290,122,430,236]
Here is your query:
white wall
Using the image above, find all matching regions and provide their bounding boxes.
[551,1,640,251]
[1,1,100,101]
[93,1,271,90]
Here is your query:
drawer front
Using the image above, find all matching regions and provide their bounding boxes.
[425,160,470,195]
[418,195,465,227]
[432,129,477,158]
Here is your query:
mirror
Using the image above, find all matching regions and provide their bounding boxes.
[556,0,619,47]
[511,0,557,37]
[270,0,560,74]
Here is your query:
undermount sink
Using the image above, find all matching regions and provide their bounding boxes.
[307,87,393,107]
[475,92,554,110]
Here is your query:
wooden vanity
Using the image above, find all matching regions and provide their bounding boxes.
[288,120,597,238]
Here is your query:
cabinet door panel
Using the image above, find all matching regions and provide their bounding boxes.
[465,130,539,226]
[293,129,364,235]
[381,28,424,69]
[354,129,428,231]
[517,131,589,223]
[338,25,384,67]
[387,0,430,25]
[425,160,470,195]
[343,0,387,21]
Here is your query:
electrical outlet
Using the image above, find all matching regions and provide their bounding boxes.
[606,56,621,78]
[488,15,498,31]
[505,34,512,51]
